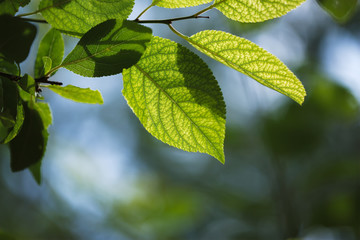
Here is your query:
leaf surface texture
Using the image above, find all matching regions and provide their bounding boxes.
[123,37,226,163]
[189,30,306,104]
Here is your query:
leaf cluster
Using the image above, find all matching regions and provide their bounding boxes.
[0,0,311,183]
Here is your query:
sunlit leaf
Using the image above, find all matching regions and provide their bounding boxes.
[0,15,37,63]
[35,28,64,78]
[153,0,212,8]
[61,19,152,77]
[188,30,306,104]
[213,0,306,22]
[317,0,357,22]
[18,74,36,96]
[42,56,52,75]
[123,37,226,163]
[47,85,104,104]
[39,0,135,37]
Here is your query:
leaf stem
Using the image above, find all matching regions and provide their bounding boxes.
[168,24,190,41]
[135,3,154,21]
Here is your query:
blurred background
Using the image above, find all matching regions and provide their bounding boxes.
[1,0,360,239]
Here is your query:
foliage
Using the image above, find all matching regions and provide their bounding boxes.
[0,0,356,183]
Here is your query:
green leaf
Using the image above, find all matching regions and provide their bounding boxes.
[213,0,306,22]
[39,0,134,37]
[18,74,36,97]
[0,56,19,76]
[0,77,24,144]
[188,30,306,104]
[153,0,212,8]
[9,101,51,172]
[0,15,37,63]
[317,0,357,22]
[42,56,52,75]
[0,0,31,15]
[61,19,152,77]
[47,85,104,104]
[123,37,226,163]
[29,162,42,185]
[35,28,64,78]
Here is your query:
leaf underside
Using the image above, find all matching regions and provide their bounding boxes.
[189,30,306,104]
[47,85,104,104]
[213,0,307,22]
[123,36,226,163]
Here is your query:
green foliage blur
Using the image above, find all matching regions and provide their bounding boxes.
[0,1,360,240]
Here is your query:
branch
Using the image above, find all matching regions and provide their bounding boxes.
[135,15,209,24]
[0,72,21,81]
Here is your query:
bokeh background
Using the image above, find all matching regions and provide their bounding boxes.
[1,0,360,239]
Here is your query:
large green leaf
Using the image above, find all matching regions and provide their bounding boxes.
[317,0,357,22]
[213,0,306,22]
[47,85,104,104]
[188,30,306,104]
[123,37,226,163]
[39,0,135,37]
[0,0,31,15]
[153,0,212,8]
[35,28,64,78]
[61,19,152,77]
[9,102,48,171]
[0,15,37,63]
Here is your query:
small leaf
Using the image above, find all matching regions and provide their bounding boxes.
[47,85,104,104]
[42,56,52,75]
[0,15,37,63]
[3,102,24,144]
[0,0,31,15]
[123,37,226,163]
[153,0,212,8]
[9,102,48,171]
[61,19,152,77]
[35,28,64,78]
[213,0,306,22]
[39,0,134,37]
[188,30,306,104]
[0,56,19,76]
[317,0,357,22]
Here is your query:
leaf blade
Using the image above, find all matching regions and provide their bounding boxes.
[123,37,226,163]
[213,0,306,22]
[188,30,306,104]
[35,28,64,78]
[61,19,152,77]
[47,85,104,104]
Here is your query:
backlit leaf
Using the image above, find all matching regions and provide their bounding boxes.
[61,19,152,77]
[39,0,134,37]
[0,15,37,63]
[153,0,212,8]
[35,28,64,78]
[188,30,306,104]
[213,0,306,22]
[123,37,226,163]
[47,85,104,104]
